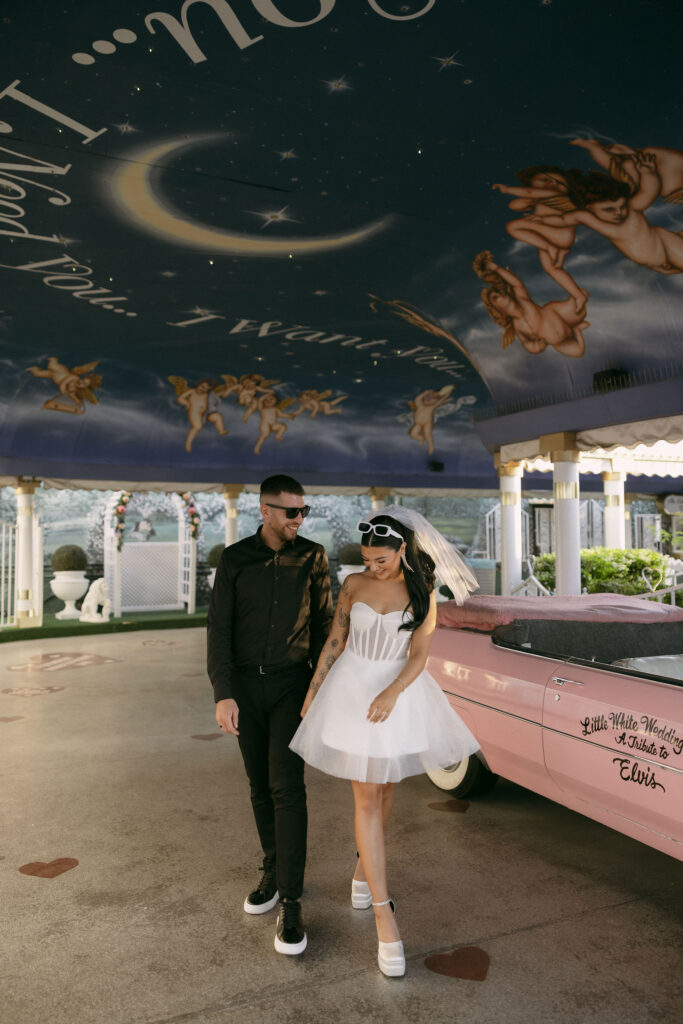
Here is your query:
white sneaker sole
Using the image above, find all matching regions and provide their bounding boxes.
[274,931,307,955]
[243,890,279,915]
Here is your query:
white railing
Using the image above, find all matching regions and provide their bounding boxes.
[631,564,683,606]
[32,517,44,628]
[0,520,17,628]
[510,558,553,598]
[181,528,197,615]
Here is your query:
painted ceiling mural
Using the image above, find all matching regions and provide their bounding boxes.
[0,0,681,488]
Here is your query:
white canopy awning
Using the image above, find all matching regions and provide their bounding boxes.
[500,415,683,477]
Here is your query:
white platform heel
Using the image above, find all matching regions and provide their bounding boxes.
[373,898,405,977]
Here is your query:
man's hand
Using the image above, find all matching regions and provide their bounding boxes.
[216,698,239,735]
[300,685,317,719]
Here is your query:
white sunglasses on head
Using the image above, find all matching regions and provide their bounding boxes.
[357,520,404,543]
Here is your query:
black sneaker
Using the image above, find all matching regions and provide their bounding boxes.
[243,868,278,915]
[274,897,307,955]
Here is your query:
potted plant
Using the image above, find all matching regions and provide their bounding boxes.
[336,542,366,585]
[50,544,89,620]
[207,544,225,587]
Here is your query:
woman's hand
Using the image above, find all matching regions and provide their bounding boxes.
[367,682,402,724]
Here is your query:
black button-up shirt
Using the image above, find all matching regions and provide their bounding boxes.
[207,527,333,702]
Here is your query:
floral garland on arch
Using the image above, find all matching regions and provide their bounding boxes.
[114,491,131,551]
[181,492,200,540]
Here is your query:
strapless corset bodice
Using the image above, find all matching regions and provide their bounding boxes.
[347,601,412,661]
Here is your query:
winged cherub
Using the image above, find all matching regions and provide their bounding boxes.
[168,376,230,453]
[291,389,348,418]
[253,392,297,455]
[27,356,102,415]
[220,372,281,422]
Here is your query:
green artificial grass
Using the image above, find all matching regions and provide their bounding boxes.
[0,609,207,642]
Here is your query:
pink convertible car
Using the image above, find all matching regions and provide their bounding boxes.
[427,594,683,861]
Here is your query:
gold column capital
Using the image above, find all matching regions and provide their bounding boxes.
[540,432,578,460]
[223,484,243,500]
[16,477,39,496]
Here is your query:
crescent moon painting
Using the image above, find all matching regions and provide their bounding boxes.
[111,135,392,257]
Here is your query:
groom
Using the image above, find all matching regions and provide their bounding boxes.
[207,475,332,955]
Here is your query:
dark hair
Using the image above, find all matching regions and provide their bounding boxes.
[260,474,305,499]
[516,164,566,187]
[361,514,435,633]
[565,169,631,207]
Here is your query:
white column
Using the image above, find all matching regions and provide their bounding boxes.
[498,460,523,596]
[15,479,37,628]
[224,485,242,547]
[371,487,390,512]
[552,451,581,595]
[602,471,626,549]
[624,494,633,548]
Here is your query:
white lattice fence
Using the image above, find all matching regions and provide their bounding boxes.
[0,520,17,628]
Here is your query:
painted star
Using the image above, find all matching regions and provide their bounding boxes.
[313,290,328,296]
[248,205,300,229]
[432,53,463,71]
[323,76,352,93]
[112,121,139,134]
[276,148,297,160]
[160,270,177,278]
[188,306,220,318]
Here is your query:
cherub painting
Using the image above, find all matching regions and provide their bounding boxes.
[292,389,347,418]
[571,138,683,205]
[407,385,455,454]
[536,156,683,276]
[474,252,588,357]
[27,357,102,415]
[168,376,230,453]
[492,165,585,306]
[253,393,296,455]
[220,373,281,422]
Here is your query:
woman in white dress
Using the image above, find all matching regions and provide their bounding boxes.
[290,507,479,977]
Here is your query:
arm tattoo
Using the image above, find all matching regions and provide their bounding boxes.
[330,638,339,649]
[337,605,349,628]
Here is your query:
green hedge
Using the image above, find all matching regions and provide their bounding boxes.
[534,548,670,596]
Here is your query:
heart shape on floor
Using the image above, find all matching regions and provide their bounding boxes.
[0,716,25,723]
[425,945,490,981]
[192,733,225,741]
[19,858,79,878]
[428,799,470,814]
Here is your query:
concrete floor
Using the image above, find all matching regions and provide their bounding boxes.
[2,629,682,1024]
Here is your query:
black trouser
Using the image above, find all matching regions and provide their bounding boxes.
[234,665,310,901]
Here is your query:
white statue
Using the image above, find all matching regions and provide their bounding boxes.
[79,577,112,623]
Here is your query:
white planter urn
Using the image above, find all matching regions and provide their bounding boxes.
[337,565,366,586]
[50,571,89,620]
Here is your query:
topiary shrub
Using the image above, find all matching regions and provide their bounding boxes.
[51,544,88,572]
[207,543,225,568]
[337,542,364,565]
[534,548,668,596]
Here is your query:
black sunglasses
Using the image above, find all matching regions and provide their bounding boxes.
[265,502,311,520]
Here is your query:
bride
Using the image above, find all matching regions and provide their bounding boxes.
[290,507,479,978]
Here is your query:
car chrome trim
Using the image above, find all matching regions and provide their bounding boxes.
[552,676,585,686]
[441,691,683,777]
[491,635,683,689]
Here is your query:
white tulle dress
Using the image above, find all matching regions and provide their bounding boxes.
[289,601,480,784]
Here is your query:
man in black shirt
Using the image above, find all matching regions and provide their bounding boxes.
[207,475,333,955]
